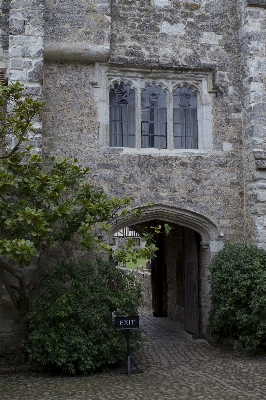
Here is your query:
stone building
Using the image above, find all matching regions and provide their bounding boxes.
[1,0,266,344]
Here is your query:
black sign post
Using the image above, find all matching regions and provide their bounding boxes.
[115,316,143,375]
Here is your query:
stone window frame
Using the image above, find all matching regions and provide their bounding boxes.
[95,64,214,154]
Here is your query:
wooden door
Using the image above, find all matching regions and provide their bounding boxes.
[184,227,199,336]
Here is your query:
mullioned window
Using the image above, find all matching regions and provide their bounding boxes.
[109,82,198,150]
[96,64,213,152]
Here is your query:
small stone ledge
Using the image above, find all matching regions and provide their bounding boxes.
[44,42,110,62]
[253,151,266,169]
[247,0,266,7]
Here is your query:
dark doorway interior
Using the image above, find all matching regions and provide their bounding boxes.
[183,227,200,336]
[137,220,201,335]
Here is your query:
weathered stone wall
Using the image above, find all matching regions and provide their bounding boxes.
[240,2,266,249]
[110,0,240,72]
[41,0,244,244]
[0,0,10,69]
[42,59,244,243]
[1,0,248,242]
[44,0,111,62]
[9,0,44,89]
[3,0,266,344]
[42,62,100,167]
[108,0,243,165]
[40,0,246,337]
[7,0,44,155]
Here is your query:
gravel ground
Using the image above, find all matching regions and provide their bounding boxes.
[1,310,266,400]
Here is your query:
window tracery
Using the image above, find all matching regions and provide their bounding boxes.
[141,84,167,149]
[109,82,198,149]
[173,87,198,149]
[97,65,213,152]
[109,82,135,148]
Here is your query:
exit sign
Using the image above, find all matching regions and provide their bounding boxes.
[114,316,139,330]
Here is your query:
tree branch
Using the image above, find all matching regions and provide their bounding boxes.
[0,259,28,305]
[0,266,18,308]
[0,193,7,203]
[0,259,25,280]
[28,266,42,293]
[0,138,23,160]
[10,283,20,292]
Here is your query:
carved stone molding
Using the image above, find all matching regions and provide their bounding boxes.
[200,241,210,250]
[109,204,223,249]
[44,43,110,63]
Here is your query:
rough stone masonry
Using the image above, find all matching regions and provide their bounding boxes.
[1,0,266,347]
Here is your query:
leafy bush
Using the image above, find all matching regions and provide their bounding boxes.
[27,259,144,375]
[209,242,266,351]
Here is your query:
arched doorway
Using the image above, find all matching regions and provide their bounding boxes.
[148,222,200,336]
[109,205,224,336]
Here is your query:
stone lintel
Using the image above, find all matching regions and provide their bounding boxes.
[247,0,266,7]
[44,42,110,63]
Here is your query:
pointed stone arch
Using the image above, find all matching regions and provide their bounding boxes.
[110,204,224,253]
[110,204,224,334]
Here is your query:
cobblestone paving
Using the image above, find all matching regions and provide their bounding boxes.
[1,310,266,399]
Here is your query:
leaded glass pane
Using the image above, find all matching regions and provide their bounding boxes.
[109,82,135,147]
[173,87,198,149]
[141,84,167,148]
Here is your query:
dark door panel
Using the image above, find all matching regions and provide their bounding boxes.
[184,227,199,336]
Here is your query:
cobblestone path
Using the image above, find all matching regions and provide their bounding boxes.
[1,310,266,399]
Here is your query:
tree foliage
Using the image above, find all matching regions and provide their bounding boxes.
[0,149,135,267]
[209,242,266,351]
[0,82,44,159]
[27,259,144,375]
[0,82,160,359]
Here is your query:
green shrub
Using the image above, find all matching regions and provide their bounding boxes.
[27,259,144,375]
[209,242,266,351]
